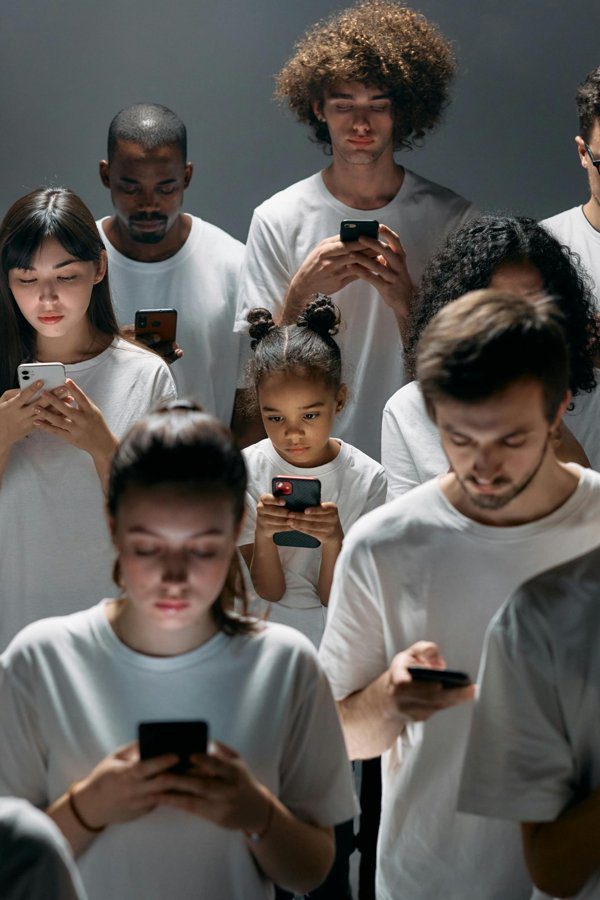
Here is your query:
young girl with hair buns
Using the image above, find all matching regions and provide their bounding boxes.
[239,295,387,650]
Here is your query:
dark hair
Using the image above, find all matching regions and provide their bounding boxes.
[417,289,570,423]
[275,0,456,152]
[107,103,187,162]
[108,401,254,636]
[0,187,121,395]
[246,295,343,406]
[577,66,600,143]
[405,215,599,397]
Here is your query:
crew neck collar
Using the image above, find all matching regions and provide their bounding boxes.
[98,214,201,271]
[263,437,348,476]
[314,167,411,216]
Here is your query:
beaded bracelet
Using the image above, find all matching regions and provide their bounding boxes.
[67,782,106,834]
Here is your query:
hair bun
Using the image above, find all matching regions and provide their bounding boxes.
[247,307,276,349]
[298,294,340,338]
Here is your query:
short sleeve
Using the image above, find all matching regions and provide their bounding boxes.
[319,531,388,700]
[362,466,388,515]
[234,210,292,332]
[459,594,575,823]
[238,490,258,547]
[148,361,177,407]
[381,402,421,500]
[0,653,48,807]
[279,650,358,826]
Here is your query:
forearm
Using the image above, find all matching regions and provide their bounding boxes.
[317,540,342,607]
[46,790,98,857]
[250,788,334,895]
[523,787,600,897]
[280,281,311,325]
[250,534,286,601]
[0,443,11,486]
[230,390,266,449]
[338,670,405,760]
[91,433,119,493]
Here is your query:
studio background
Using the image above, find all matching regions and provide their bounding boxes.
[2,0,599,241]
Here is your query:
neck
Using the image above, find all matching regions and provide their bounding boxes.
[582,196,600,231]
[103,213,191,262]
[321,153,404,210]
[106,598,219,657]
[441,456,581,527]
[36,319,110,365]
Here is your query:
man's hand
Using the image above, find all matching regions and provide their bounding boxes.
[282,235,365,322]
[349,224,415,323]
[123,322,184,364]
[385,641,475,724]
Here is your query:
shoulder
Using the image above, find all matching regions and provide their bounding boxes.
[242,438,273,467]
[251,174,322,224]
[1,607,98,670]
[343,479,442,550]
[401,169,475,220]
[384,379,426,418]
[341,442,386,480]
[233,621,322,681]
[190,216,245,261]
[541,206,580,232]
[107,338,172,377]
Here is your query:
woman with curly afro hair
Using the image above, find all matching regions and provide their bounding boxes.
[233,0,476,464]
[382,214,600,498]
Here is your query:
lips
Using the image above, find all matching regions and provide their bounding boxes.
[38,316,64,325]
[155,600,189,613]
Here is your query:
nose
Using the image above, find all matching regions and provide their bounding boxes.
[352,108,371,133]
[472,447,503,481]
[161,551,188,587]
[284,421,305,438]
[39,280,59,304]
[137,186,160,212]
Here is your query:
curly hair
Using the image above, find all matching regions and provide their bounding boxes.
[577,66,600,142]
[405,215,600,398]
[275,0,456,151]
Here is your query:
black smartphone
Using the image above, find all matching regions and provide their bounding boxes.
[407,666,471,689]
[138,720,208,773]
[134,308,178,344]
[340,219,379,242]
[272,476,322,549]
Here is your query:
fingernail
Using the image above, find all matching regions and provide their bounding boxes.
[35,380,43,387]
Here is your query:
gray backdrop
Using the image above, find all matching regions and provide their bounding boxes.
[2,0,600,242]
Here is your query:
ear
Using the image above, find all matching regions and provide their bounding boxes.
[550,389,573,431]
[93,249,108,284]
[311,98,325,122]
[99,160,110,188]
[575,136,589,170]
[183,162,193,189]
[335,383,348,412]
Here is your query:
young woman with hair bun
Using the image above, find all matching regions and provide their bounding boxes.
[0,403,356,900]
[240,294,387,649]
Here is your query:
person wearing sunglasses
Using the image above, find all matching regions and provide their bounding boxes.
[543,65,600,311]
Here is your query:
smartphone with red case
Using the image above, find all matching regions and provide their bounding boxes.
[134,308,177,344]
[272,476,322,549]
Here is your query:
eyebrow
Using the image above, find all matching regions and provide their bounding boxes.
[127,526,224,538]
[261,402,326,412]
[119,176,178,185]
[19,257,81,271]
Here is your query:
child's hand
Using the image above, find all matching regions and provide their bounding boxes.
[291,501,344,547]
[255,493,294,539]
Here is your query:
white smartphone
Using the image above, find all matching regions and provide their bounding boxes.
[17,362,66,405]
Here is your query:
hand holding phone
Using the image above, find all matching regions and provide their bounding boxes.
[139,720,209,774]
[272,477,322,548]
[134,309,182,364]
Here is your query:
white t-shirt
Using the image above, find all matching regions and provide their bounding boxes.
[97,215,244,424]
[318,468,600,900]
[235,170,475,459]
[382,377,600,499]
[239,438,387,647]
[459,545,600,900]
[0,798,87,900]
[0,603,358,900]
[542,206,600,309]
[0,339,176,650]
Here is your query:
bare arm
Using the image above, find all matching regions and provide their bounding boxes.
[289,502,344,607]
[241,493,295,602]
[337,642,476,760]
[521,787,600,898]
[230,389,266,449]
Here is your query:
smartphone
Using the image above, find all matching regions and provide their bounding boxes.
[340,219,379,242]
[138,720,209,774]
[407,666,472,689]
[134,308,177,344]
[272,476,322,549]
[17,362,66,405]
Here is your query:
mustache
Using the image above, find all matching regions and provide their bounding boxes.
[129,213,168,223]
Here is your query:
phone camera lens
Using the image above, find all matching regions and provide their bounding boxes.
[22,374,30,380]
[151,320,160,328]
[275,481,293,495]
[139,317,147,328]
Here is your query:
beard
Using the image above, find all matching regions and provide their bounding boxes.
[456,436,550,511]
[127,214,168,244]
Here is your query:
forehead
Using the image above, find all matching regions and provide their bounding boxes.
[489,260,544,295]
[110,140,185,174]
[258,370,333,405]
[115,484,236,536]
[435,379,548,435]
[12,235,78,269]
[324,80,388,99]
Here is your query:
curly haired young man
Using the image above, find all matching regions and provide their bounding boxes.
[234,0,476,461]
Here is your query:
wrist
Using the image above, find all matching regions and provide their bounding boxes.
[68,780,107,833]
[244,785,275,843]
